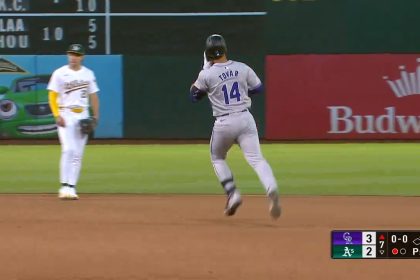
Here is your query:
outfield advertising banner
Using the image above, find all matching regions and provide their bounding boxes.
[0,55,122,139]
[266,55,420,140]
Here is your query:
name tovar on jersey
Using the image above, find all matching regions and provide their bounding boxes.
[194,60,261,117]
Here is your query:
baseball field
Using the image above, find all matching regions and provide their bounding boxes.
[1,143,419,279]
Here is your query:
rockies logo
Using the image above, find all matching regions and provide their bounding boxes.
[343,232,353,244]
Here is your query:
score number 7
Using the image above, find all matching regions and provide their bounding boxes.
[379,240,385,248]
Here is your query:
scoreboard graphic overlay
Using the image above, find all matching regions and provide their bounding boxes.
[332,231,420,259]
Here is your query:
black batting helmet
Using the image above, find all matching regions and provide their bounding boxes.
[205,34,227,61]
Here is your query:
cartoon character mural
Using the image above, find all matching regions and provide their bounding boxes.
[1,55,123,139]
[0,74,57,138]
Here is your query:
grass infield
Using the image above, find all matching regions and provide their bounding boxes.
[0,143,418,195]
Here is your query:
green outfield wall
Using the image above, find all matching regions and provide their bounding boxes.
[2,1,419,139]
[266,0,420,54]
[119,0,265,138]
[116,0,420,139]
[123,56,265,138]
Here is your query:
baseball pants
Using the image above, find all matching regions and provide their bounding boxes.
[57,109,88,186]
[210,110,278,194]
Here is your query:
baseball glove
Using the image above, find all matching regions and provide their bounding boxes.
[79,117,97,135]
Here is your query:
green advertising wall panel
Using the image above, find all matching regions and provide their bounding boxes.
[267,0,420,54]
[124,56,265,139]
[117,0,266,138]
[111,0,265,55]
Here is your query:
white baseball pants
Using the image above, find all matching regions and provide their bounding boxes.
[210,110,278,194]
[57,109,88,186]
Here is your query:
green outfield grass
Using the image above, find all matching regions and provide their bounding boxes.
[0,143,419,195]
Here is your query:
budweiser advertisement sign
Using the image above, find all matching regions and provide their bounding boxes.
[265,55,420,140]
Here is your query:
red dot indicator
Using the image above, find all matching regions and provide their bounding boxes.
[379,234,385,240]
[392,248,399,255]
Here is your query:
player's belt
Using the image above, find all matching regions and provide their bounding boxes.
[217,109,248,118]
[59,106,84,113]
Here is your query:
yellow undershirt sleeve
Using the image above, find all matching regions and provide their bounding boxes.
[48,91,60,118]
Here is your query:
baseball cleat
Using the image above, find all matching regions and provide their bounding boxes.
[224,191,242,216]
[60,194,79,200]
[268,191,281,219]
[58,186,69,198]
[58,187,79,200]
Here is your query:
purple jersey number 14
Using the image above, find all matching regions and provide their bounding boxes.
[222,82,241,105]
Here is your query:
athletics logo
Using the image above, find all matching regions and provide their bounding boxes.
[342,247,355,257]
[383,59,420,98]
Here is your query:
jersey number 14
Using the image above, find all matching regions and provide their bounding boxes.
[222,82,241,105]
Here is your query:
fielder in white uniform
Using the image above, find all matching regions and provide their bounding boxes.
[190,34,281,219]
[48,44,100,200]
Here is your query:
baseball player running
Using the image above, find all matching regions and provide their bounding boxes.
[190,34,281,219]
[48,44,100,200]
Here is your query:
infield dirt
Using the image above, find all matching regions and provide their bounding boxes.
[0,195,418,280]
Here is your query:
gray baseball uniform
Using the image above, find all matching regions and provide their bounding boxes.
[192,60,278,197]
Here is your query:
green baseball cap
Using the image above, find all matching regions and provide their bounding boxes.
[67,44,85,55]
